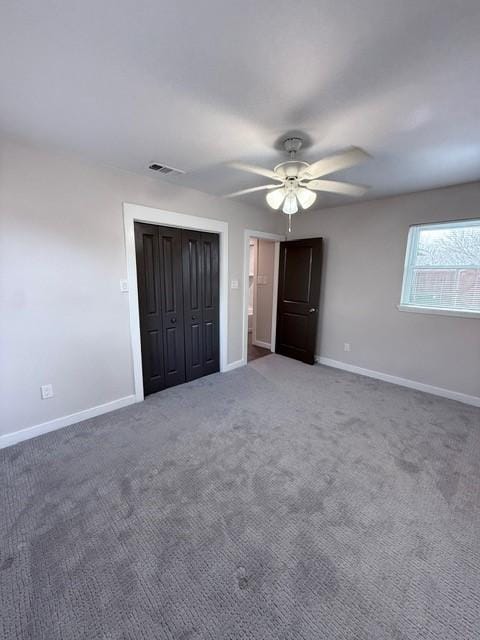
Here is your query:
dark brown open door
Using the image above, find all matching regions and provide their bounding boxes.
[275,237,322,364]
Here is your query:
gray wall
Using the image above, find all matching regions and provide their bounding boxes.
[291,183,480,398]
[0,139,281,436]
[254,239,275,345]
[2,136,478,439]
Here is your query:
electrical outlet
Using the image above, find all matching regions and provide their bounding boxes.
[120,279,129,293]
[41,384,54,399]
[344,343,351,352]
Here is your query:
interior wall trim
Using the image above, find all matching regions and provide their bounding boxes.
[0,395,136,449]
[253,340,271,350]
[222,359,245,372]
[123,203,229,402]
[316,356,480,407]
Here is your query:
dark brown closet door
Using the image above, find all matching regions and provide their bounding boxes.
[135,223,185,395]
[182,230,220,380]
[275,237,322,364]
[135,223,164,395]
[200,232,220,376]
[157,226,186,387]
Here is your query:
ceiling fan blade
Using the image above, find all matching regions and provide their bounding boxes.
[229,162,282,181]
[224,183,281,198]
[304,179,368,197]
[300,147,370,180]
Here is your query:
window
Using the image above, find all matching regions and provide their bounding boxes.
[399,219,480,317]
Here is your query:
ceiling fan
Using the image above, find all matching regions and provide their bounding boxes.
[225,138,370,230]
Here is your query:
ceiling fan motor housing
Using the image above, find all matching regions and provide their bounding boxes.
[274,160,309,178]
[283,137,303,154]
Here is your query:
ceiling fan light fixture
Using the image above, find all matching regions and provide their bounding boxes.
[282,193,298,215]
[266,187,286,210]
[296,187,317,209]
[228,139,370,231]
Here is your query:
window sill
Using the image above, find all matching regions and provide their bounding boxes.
[397,304,480,319]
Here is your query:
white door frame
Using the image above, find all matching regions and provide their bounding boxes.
[242,229,285,364]
[123,202,229,402]
[250,238,259,346]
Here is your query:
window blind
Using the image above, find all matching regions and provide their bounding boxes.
[400,219,480,313]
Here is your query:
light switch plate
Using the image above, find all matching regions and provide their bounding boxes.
[41,384,54,399]
[231,279,239,289]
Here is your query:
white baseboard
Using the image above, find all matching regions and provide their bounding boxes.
[222,359,246,372]
[253,340,271,349]
[0,395,137,449]
[316,356,480,408]
[2,360,254,449]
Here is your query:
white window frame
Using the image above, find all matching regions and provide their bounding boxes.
[398,219,480,319]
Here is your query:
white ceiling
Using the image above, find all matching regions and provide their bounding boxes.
[1,0,480,210]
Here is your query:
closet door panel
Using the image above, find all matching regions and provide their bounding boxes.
[135,223,165,395]
[191,324,201,367]
[182,231,205,381]
[204,321,214,365]
[137,223,220,394]
[201,232,220,375]
[182,230,220,380]
[158,227,186,388]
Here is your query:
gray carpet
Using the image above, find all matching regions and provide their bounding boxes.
[1,355,480,640]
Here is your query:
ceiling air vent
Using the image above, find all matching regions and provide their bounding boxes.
[148,163,185,176]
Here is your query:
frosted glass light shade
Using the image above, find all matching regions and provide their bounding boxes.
[296,187,317,209]
[266,188,286,210]
[282,193,298,215]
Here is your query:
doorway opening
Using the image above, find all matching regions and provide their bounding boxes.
[248,238,274,361]
[243,230,285,364]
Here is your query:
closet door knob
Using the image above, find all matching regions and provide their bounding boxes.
[192,315,198,321]
[170,317,176,324]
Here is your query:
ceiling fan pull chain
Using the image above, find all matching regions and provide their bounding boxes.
[288,214,292,233]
